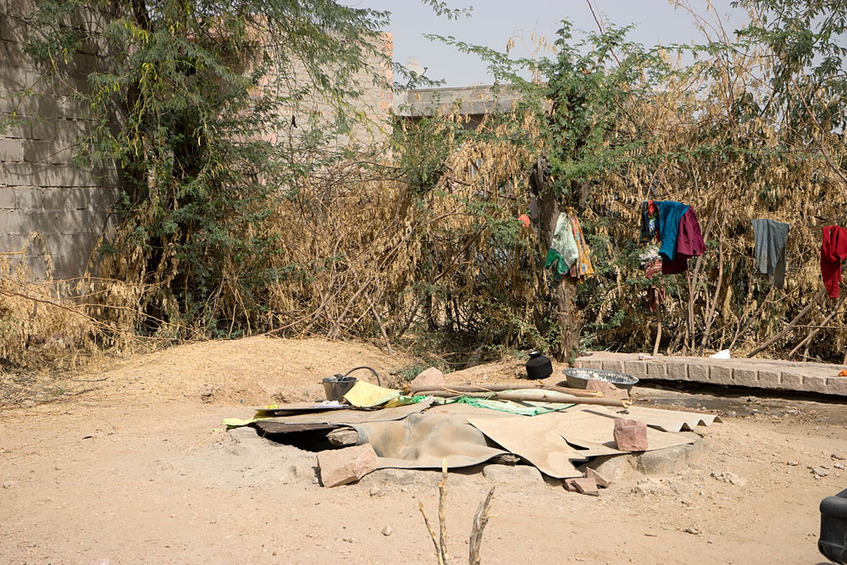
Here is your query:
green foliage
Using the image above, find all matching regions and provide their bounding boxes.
[23,0,392,335]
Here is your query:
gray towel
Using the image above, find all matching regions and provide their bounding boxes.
[752,219,790,289]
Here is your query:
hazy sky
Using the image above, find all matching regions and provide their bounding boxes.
[344,0,748,87]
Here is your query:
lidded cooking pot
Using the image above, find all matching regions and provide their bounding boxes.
[525,349,553,379]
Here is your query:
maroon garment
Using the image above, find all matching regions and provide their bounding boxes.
[662,208,706,274]
[821,225,847,298]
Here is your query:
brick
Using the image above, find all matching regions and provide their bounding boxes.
[780,371,803,390]
[688,363,708,382]
[646,362,667,379]
[733,368,758,387]
[583,466,611,488]
[601,359,624,373]
[710,364,733,385]
[624,361,647,379]
[666,361,688,381]
[613,418,648,452]
[317,444,378,487]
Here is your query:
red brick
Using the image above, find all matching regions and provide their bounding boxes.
[613,418,648,452]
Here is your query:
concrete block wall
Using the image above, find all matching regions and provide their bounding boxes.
[574,352,847,396]
[0,0,120,280]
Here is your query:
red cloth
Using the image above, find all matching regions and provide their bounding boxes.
[821,226,847,298]
[662,208,706,274]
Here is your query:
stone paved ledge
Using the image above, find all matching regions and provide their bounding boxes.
[573,352,847,397]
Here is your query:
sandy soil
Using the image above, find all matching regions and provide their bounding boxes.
[1,335,845,564]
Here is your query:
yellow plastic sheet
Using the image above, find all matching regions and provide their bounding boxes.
[343,381,400,408]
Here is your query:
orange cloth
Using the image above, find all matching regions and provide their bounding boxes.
[838,369,847,377]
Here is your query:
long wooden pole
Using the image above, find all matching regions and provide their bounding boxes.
[415,389,631,408]
[408,383,601,397]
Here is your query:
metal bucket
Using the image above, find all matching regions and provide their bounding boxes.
[321,375,358,401]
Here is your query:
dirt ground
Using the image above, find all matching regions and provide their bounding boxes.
[1,335,845,564]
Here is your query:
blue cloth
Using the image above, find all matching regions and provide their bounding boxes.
[657,201,690,262]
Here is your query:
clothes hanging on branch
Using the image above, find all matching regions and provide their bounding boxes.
[545,213,578,278]
[568,212,594,281]
[821,225,847,299]
[752,219,790,289]
[656,200,690,264]
[639,200,659,243]
[662,207,706,274]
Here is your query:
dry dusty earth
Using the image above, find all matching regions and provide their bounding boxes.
[1,335,846,564]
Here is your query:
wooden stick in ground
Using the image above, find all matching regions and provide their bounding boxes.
[469,487,495,565]
[418,502,445,565]
[437,460,448,565]
[408,383,602,397]
[415,389,631,408]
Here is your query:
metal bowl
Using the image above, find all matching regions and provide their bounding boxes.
[561,368,639,392]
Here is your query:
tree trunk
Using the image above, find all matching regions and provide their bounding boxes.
[533,158,582,361]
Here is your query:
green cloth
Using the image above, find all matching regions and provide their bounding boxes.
[442,396,575,416]
[545,213,578,277]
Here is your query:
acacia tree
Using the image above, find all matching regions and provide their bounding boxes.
[23,0,396,335]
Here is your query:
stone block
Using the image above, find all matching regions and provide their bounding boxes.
[827,377,847,396]
[780,371,803,390]
[23,140,76,165]
[482,464,543,485]
[578,357,603,370]
[317,444,378,487]
[688,363,708,382]
[566,477,599,496]
[646,362,667,379]
[0,14,25,43]
[410,367,444,390]
[0,209,24,232]
[583,466,611,488]
[709,364,733,385]
[802,375,830,394]
[757,369,780,388]
[613,418,648,452]
[624,361,647,379]
[666,361,688,381]
[0,187,14,208]
[12,186,40,208]
[601,359,624,373]
[0,138,23,161]
[733,367,758,388]
[586,379,629,400]
[635,442,698,475]
[584,454,634,482]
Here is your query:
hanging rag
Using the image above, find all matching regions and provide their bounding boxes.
[645,257,665,312]
[751,219,790,289]
[661,207,705,274]
[656,201,690,263]
[545,213,578,277]
[821,225,847,299]
[639,200,659,243]
[568,212,594,280]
